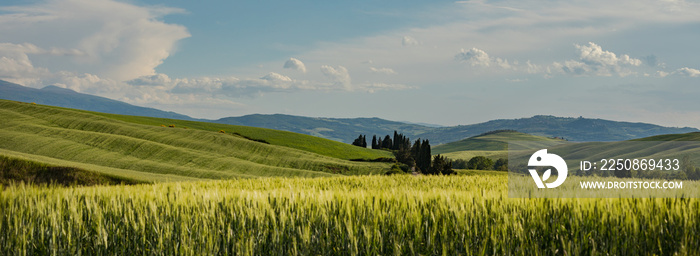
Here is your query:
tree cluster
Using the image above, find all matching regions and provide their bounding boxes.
[371,131,411,151]
[361,131,454,175]
[351,135,367,148]
[451,156,508,171]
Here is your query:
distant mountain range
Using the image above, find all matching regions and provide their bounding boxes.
[0,80,195,121]
[214,115,434,143]
[2,79,697,144]
[416,115,699,143]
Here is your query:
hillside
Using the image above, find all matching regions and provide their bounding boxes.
[432,130,568,154]
[432,130,569,161]
[420,115,698,144]
[506,131,700,174]
[216,114,699,144]
[0,100,392,183]
[0,80,195,120]
[215,114,434,143]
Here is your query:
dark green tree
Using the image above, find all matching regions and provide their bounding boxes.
[418,139,432,174]
[371,135,379,149]
[451,159,468,169]
[494,158,508,171]
[382,135,392,149]
[351,134,366,148]
[430,154,455,175]
[467,156,494,170]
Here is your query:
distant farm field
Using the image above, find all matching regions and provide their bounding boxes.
[442,150,509,162]
[1,175,697,255]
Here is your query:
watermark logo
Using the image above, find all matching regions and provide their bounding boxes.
[528,149,568,188]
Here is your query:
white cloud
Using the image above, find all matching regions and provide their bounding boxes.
[455,48,491,67]
[674,67,700,77]
[0,43,50,85]
[455,48,515,70]
[401,36,419,47]
[525,60,543,74]
[369,67,397,75]
[170,77,237,94]
[0,0,190,83]
[577,42,641,67]
[320,65,352,91]
[127,73,172,86]
[283,58,307,73]
[553,42,642,77]
[261,72,292,82]
[656,71,670,78]
[48,71,120,93]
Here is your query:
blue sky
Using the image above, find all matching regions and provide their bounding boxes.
[1,0,700,128]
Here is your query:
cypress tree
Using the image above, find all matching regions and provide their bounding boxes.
[419,139,432,173]
[382,135,392,149]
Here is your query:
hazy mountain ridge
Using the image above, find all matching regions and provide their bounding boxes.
[0,80,196,121]
[2,80,697,144]
[214,114,434,143]
[419,115,699,144]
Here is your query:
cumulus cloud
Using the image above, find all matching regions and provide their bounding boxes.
[674,67,700,77]
[455,48,514,69]
[455,48,490,67]
[261,72,292,82]
[401,36,420,47]
[553,42,642,77]
[0,43,50,85]
[0,0,190,84]
[320,65,352,90]
[283,58,307,73]
[127,73,172,86]
[369,67,397,75]
[577,42,641,66]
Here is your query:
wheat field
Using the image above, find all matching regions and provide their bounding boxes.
[1,175,697,255]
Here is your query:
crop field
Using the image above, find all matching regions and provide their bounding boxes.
[442,150,509,162]
[1,175,698,255]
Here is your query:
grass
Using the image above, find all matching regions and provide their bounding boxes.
[432,130,568,155]
[0,154,138,186]
[442,150,509,162]
[1,175,697,255]
[453,168,509,176]
[507,137,700,173]
[87,110,392,161]
[0,100,392,182]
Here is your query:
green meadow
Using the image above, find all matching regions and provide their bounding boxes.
[0,100,391,183]
[433,131,568,163]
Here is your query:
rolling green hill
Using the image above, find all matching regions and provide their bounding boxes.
[507,132,700,174]
[0,100,392,183]
[433,130,569,155]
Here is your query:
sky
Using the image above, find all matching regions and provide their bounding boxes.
[1,0,700,128]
